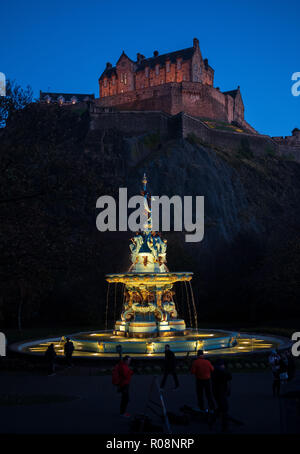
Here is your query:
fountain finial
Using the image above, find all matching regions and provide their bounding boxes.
[142,173,147,191]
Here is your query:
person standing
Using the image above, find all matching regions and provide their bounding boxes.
[211,358,232,431]
[114,355,134,417]
[160,344,179,390]
[45,343,57,376]
[191,350,215,412]
[269,350,281,397]
[279,352,289,386]
[286,350,296,381]
[64,337,74,367]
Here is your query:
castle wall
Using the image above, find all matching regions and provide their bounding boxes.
[178,113,277,155]
[88,108,300,162]
[181,83,230,121]
[97,83,174,109]
[277,144,300,162]
[232,91,244,125]
[96,81,238,123]
[89,108,172,138]
[88,108,282,158]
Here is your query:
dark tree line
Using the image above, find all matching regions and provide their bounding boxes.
[0,79,33,128]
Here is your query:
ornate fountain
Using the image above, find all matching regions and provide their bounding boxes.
[16,174,287,359]
[61,174,238,355]
[106,175,194,338]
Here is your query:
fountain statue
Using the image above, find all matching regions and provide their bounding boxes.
[106,174,194,338]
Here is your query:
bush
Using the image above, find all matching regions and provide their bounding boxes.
[238,138,253,159]
[265,146,276,158]
[142,132,161,150]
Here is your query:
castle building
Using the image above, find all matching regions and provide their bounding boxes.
[36,40,300,161]
[99,38,214,97]
[39,91,94,105]
[97,38,254,132]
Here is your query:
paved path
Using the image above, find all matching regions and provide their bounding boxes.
[0,369,299,434]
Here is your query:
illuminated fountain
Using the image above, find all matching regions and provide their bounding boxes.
[11,175,291,358]
[107,186,194,338]
[63,174,239,355]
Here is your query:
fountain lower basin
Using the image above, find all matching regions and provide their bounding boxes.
[10,329,291,359]
[69,329,238,354]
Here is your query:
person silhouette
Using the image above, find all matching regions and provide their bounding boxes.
[64,337,74,367]
[160,345,179,390]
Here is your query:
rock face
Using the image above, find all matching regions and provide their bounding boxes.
[116,134,300,322]
[1,105,300,327]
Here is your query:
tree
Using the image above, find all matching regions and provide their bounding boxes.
[0,79,33,128]
[0,103,110,329]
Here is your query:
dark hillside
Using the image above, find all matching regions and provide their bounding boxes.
[1,104,299,328]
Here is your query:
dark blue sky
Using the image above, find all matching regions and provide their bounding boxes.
[1,0,299,136]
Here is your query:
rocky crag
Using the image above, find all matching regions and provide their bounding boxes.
[1,104,299,328]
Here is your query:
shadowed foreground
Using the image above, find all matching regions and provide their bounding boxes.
[0,369,299,434]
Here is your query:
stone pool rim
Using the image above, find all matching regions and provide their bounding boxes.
[9,329,293,360]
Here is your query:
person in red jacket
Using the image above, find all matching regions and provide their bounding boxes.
[191,349,215,412]
[117,355,134,417]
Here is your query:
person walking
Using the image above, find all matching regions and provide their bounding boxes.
[191,349,215,412]
[113,355,134,417]
[64,337,74,367]
[45,343,57,376]
[211,358,232,431]
[160,344,179,390]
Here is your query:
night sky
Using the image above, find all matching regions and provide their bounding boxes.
[1,0,299,136]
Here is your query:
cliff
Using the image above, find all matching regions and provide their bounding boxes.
[1,104,299,328]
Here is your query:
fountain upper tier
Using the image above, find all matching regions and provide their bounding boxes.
[106,272,193,286]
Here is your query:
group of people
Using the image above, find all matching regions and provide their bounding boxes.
[268,349,295,397]
[45,339,296,431]
[45,337,74,375]
[113,345,232,431]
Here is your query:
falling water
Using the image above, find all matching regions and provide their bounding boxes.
[173,283,183,321]
[188,281,198,331]
[121,283,125,309]
[105,283,111,331]
[184,281,193,328]
[179,282,184,323]
[113,283,118,328]
[114,283,123,325]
